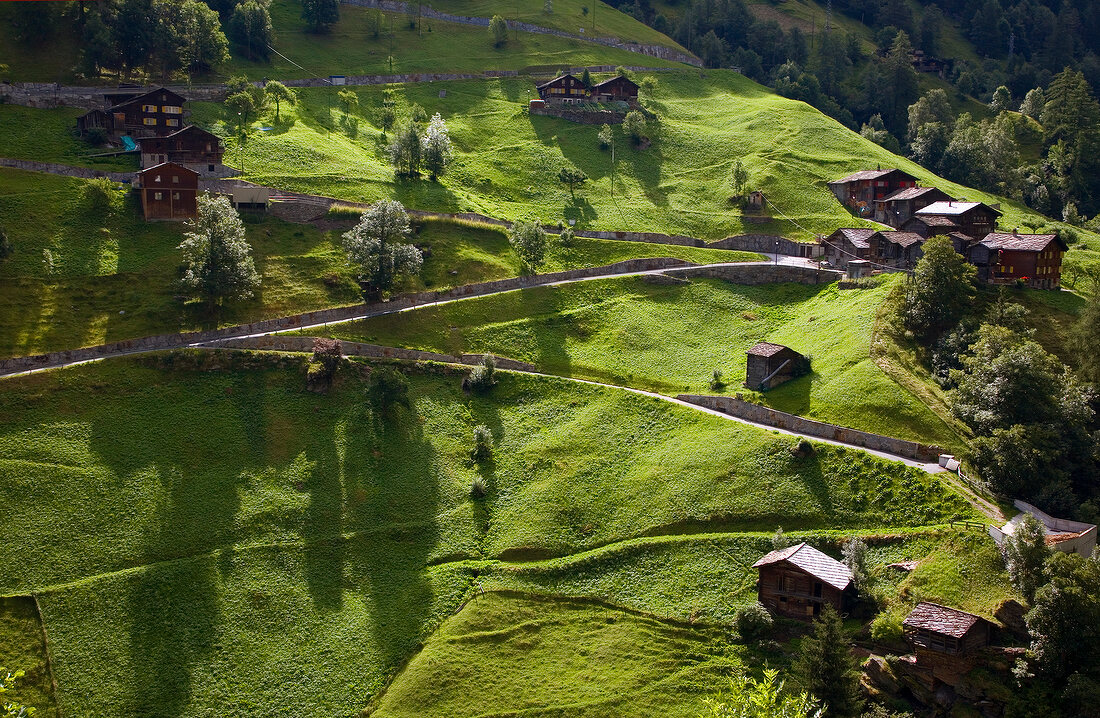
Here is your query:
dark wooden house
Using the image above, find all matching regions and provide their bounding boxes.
[745,342,806,391]
[820,227,875,269]
[138,125,224,175]
[536,74,588,104]
[869,231,926,269]
[78,87,187,138]
[873,186,951,227]
[967,230,1068,289]
[828,168,918,215]
[903,602,991,656]
[913,201,1001,239]
[136,162,198,221]
[753,542,855,619]
[900,214,960,239]
[591,75,639,104]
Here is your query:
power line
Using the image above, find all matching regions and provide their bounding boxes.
[266,44,334,86]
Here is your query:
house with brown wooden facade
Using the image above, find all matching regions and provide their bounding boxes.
[78,87,188,139]
[136,162,198,220]
[820,227,875,269]
[899,213,960,238]
[827,168,918,216]
[745,342,806,390]
[967,230,1068,289]
[912,201,1001,239]
[902,602,992,687]
[873,186,951,227]
[138,125,225,176]
[535,74,588,104]
[868,231,926,269]
[591,75,639,105]
[753,542,855,619]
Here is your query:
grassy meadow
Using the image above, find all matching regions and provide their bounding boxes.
[0,352,984,715]
[321,273,963,446]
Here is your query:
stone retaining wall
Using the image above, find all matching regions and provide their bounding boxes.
[707,234,822,257]
[571,228,705,247]
[0,257,692,377]
[529,104,626,124]
[210,335,536,371]
[676,394,943,461]
[665,264,842,285]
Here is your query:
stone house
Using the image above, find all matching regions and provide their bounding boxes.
[136,162,198,221]
[873,186,951,227]
[753,542,855,619]
[745,342,806,390]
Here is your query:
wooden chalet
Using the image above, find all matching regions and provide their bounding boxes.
[138,125,224,175]
[77,87,187,139]
[967,230,1067,289]
[535,74,588,104]
[873,186,951,227]
[745,342,805,390]
[903,602,991,656]
[591,75,639,105]
[753,542,854,619]
[828,168,918,215]
[869,231,926,269]
[900,214,960,238]
[820,227,875,269]
[136,162,198,221]
[913,200,1001,240]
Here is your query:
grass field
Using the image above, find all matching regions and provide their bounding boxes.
[0,597,58,718]
[0,167,760,359]
[0,105,139,171]
[321,274,963,446]
[0,353,986,715]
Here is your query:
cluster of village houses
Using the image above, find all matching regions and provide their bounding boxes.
[822,168,1066,290]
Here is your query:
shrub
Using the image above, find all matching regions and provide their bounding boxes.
[462,355,496,393]
[508,220,548,273]
[471,424,493,461]
[85,127,108,146]
[83,176,114,212]
[870,611,905,645]
[366,365,410,414]
[489,14,507,47]
[470,476,488,499]
[597,123,613,150]
[772,526,793,550]
[709,369,725,390]
[843,537,868,589]
[622,110,648,145]
[735,602,774,641]
[557,225,575,247]
[307,337,342,389]
[0,226,11,260]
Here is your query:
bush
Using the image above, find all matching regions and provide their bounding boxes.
[85,127,108,146]
[471,424,492,461]
[870,611,904,644]
[557,225,575,247]
[462,355,496,393]
[83,176,114,212]
[470,476,487,499]
[735,602,774,641]
[0,226,11,260]
[366,365,410,413]
[307,337,342,389]
[709,369,725,390]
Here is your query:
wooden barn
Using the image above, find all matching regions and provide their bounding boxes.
[78,87,187,138]
[745,342,806,391]
[903,602,991,657]
[869,231,926,269]
[138,125,224,175]
[873,186,951,227]
[900,214,960,239]
[967,230,1067,289]
[827,168,918,215]
[913,201,1001,239]
[819,228,875,269]
[591,75,639,104]
[136,162,198,221]
[535,74,588,104]
[753,543,854,619]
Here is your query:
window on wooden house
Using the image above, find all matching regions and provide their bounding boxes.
[163,105,182,114]
[172,175,179,183]
[166,119,179,127]
[173,192,180,200]
[143,104,158,112]
[154,192,163,200]
[143,118,157,126]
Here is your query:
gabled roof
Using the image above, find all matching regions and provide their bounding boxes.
[752,542,853,591]
[980,232,1066,252]
[874,231,926,248]
[747,341,794,358]
[880,186,947,202]
[592,75,638,91]
[916,201,1002,217]
[138,161,199,178]
[906,215,959,228]
[109,86,187,111]
[902,602,986,638]
[829,168,916,185]
[827,228,876,249]
[536,73,582,90]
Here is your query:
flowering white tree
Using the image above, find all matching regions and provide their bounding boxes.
[342,199,423,299]
[178,192,260,306]
[421,113,453,180]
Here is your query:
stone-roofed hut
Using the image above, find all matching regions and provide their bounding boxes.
[753,542,855,619]
[820,228,875,269]
[903,602,991,657]
[873,185,951,227]
[869,231,927,269]
[745,342,806,390]
[968,230,1068,289]
[913,200,1001,239]
[900,214,960,239]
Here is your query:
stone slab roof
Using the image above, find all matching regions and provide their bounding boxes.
[829,168,914,185]
[746,341,792,358]
[980,232,1064,252]
[902,602,985,638]
[828,228,876,249]
[876,231,926,248]
[881,186,944,202]
[752,542,853,591]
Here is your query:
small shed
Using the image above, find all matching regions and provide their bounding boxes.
[745,342,805,390]
[753,542,854,619]
[903,602,991,657]
[591,75,639,104]
[231,185,270,212]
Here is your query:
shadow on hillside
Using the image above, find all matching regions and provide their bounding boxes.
[787,450,835,520]
[762,373,812,416]
[562,196,597,224]
[515,287,572,376]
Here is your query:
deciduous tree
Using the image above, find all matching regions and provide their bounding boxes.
[366,366,410,414]
[421,113,453,180]
[387,122,422,177]
[489,14,507,47]
[230,0,274,61]
[902,235,976,343]
[508,220,547,273]
[557,165,588,200]
[264,81,294,121]
[178,193,261,306]
[341,200,423,298]
[301,0,339,33]
[1004,513,1050,604]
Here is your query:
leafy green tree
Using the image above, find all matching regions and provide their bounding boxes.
[1,666,35,717]
[1020,88,1045,120]
[387,122,422,177]
[990,85,1012,113]
[226,90,258,134]
[1070,292,1100,384]
[0,226,11,261]
[581,68,592,89]
[177,0,229,73]
[489,14,507,47]
[264,81,294,121]
[731,159,748,196]
[471,424,493,461]
[557,165,588,200]
[338,89,359,116]
[1004,513,1050,604]
[301,0,339,33]
[622,110,648,146]
[793,605,864,718]
[463,354,497,393]
[700,30,726,68]
[843,537,868,590]
[421,113,453,180]
[366,366,410,414]
[907,88,954,144]
[229,0,274,61]
[771,526,792,550]
[341,200,423,299]
[508,220,548,273]
[902,235,976,343]
[1025,551,1100,684]
[178,193,261,306]
[860,114,901,154]
[734,602,774,642]
[597,123,613,150]
[705,668,823,718]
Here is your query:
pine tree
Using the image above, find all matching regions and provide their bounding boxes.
[793,605,864,718]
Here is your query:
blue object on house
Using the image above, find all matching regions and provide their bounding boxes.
[121,136,137,152]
